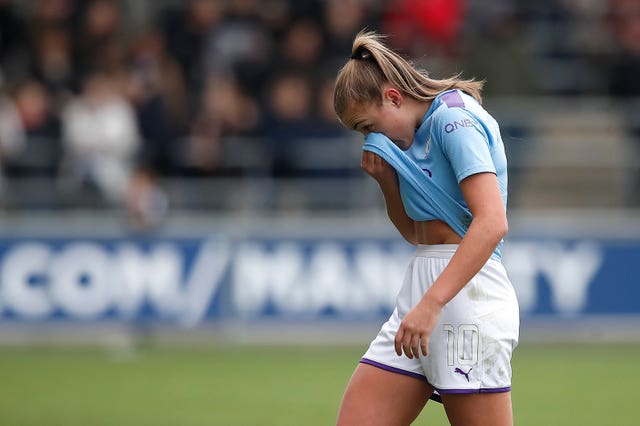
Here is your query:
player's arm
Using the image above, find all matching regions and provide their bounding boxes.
[361,150,417,245]
[395,171,506,358]
[423,171,506,306]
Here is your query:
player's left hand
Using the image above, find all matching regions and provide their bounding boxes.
[395,297,443,359]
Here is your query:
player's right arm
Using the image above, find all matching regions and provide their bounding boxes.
[361,151,417,245]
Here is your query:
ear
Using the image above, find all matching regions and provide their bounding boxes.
[383,87,403,107]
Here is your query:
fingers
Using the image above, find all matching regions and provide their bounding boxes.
[394,328,404,357]
[361,151,380,168]
[361,151,369,168]
[361,152,390,177]
[395,323,429,359]
[361,152,376,174]
[410,332,421,359]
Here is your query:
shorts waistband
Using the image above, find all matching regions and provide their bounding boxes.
[414,244,459,258]
[414,244,502,262]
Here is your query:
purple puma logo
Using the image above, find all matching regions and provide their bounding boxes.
[454,367,472,382]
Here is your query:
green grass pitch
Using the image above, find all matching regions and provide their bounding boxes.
[0,342,636,425]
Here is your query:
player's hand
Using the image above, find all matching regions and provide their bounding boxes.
[395,296,443,359]
[361,151,395,183]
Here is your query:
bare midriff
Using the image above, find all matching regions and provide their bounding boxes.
[415,220,463,245]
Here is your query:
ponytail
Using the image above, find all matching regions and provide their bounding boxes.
[334,31,483,127]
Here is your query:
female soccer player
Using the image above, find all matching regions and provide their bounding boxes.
[333,31,520,425]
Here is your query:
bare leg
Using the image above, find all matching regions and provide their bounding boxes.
[336,363,433,426]
[441,392,513,426]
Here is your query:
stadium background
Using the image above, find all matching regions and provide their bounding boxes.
[1,0,639,425]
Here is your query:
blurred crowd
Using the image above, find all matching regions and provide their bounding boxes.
[0,0,639,225]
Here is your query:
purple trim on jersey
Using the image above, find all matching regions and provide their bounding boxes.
[360,358,428,383]
[436,386,511,394]
[441,90,465,108]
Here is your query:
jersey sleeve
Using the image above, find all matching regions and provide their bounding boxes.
[432,107,496,183]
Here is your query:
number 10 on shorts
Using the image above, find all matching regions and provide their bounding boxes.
[444,324,479,366]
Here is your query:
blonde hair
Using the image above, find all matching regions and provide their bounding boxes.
[334,31,484,128]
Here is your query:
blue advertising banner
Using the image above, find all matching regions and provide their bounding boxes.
[0,235,637,325]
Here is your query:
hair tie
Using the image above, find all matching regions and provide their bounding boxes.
[350,48,371,60]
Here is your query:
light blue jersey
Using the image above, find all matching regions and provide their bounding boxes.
[364,89,508,260]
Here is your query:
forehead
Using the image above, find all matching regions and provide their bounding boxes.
[343,101,379,128]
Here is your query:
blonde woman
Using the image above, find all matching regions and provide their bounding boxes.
[333,31,519,426]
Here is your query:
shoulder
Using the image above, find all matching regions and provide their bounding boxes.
[427,92,494,153]
[431,106,482,137]
[431,90,478,119]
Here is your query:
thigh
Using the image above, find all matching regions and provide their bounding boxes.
[441,392,513,426]
[336,363,433,426]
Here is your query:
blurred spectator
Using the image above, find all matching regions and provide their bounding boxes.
[28,0,75,28]
[311,76,350,139]
[0,90,23,196]
[262,72,315,177]
[128,29,189,175]
[383,0,463,52]
[607,0,640,97]
[61,72,140,203]
[256,0,293,40]
[74,0,128,81]
[0,0,28,82]
[187,75,261,175]
[204,0,272,96]
[323,0,374,60]
[462,0,539,96]
[0,91,26,163]
[0,80,62,179]
[304,76,361,180]
[518,0,610,95]
[606,0,640,206]
[274,19,325,75]
[161,0,224,95]
[30,27,75,102]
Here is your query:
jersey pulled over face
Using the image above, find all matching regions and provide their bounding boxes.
[346,95,418,150]
[362,89,508,260]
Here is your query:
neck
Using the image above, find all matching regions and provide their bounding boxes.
[411,100,432,130]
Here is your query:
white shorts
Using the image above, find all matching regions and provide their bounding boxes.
[362,244,519,395]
